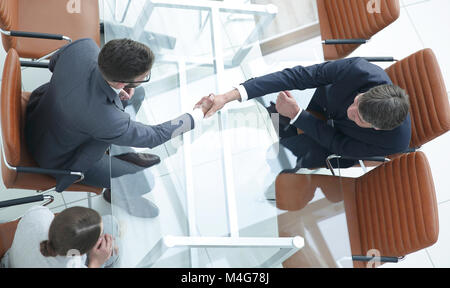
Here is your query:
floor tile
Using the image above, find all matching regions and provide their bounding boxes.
[61,191,88,205]
[0,48,6,81]
[401,0,432,7]
[263,36,324,64]
[20,66,52,92]
[404,0,450,89]
[347,6,425,69]
[421,132,450,204]
[65,194,112,217]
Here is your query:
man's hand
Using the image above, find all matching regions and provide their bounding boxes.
[119,88,135,101]
[194,93,226,118]
[194,89,241,118]
[276,91,301,120]
[88,234,113,268]
[194,94,215,117]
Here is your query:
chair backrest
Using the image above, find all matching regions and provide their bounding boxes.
[0,0,18,54]
[1,48,22,168]
[385,49,450,149]
[0,0,17,30]
[345,151,439,267]
[0,0,100,58]
[317,0,400,60]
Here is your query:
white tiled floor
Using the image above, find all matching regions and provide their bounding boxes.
[0,0,449,268]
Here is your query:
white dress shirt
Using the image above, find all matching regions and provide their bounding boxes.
[236,84,301,124]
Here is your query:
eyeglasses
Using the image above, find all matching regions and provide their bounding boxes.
[113,73,151,88]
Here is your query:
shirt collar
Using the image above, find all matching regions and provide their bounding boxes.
[110,86,122,96]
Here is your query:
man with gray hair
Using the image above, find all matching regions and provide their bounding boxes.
[198,57,411,175]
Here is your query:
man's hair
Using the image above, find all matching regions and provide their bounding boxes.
[98,38,155,82]
[358,84,410,130]
[40,207,102,257]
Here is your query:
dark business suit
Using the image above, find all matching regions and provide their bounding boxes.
[25,38,195,192]
[242,57,412,168]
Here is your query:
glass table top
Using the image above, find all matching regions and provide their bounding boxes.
[102,0,354,268]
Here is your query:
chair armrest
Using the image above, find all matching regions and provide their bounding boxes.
[326,154,390,176]
[352,255,402,263]
[0,195,54,209]
[15,166,84,182]
[333,155,390,162]
[2,30,71,42]
[322,39,368,45]
[20,61,50,68]
[1,146,84,191]
[362,57,397,62]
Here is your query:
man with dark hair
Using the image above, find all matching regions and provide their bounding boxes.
[98,38,154,86]
[198,57,411,178]
[25,38,212,217]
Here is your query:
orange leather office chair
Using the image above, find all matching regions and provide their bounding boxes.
[0,48,102,209]
[0,0,100,63]
[276,151,439,267]
[317,0,400,61]
[385,48,450,150]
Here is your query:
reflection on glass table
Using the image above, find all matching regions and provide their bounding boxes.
[102,0,352,268]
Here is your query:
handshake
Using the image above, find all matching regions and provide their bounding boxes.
[194,89,302,120]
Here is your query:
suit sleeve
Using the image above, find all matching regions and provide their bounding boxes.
[242,58,358,100]
[292,111,392,157]
[49,38,98,72]
[90,112,195,149]
[49,46,65,73]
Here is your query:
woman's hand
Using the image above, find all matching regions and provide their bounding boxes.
[88,234,113,268]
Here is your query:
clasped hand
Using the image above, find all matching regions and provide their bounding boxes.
[194,93,226,118]
[195,90,301,120]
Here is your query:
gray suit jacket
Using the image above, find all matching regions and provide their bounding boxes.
[25,38,194,191]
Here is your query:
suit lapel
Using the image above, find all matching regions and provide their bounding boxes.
[112,96,125,111]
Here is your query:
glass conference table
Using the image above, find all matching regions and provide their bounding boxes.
[102,0,354,268]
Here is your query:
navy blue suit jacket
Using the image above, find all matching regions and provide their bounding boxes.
[242,58,411,161]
